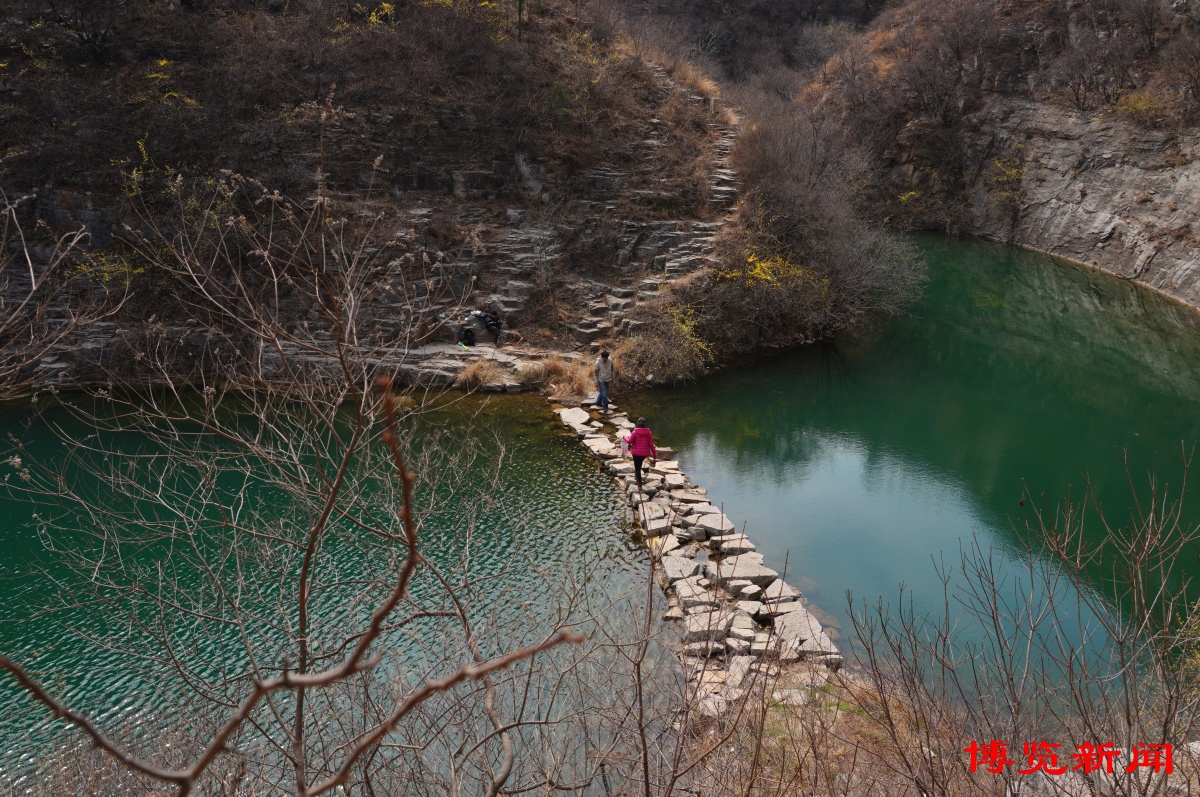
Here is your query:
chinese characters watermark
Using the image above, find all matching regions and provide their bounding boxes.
[964,741,1173,776]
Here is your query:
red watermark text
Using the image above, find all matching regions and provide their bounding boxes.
[964,741,1173,775]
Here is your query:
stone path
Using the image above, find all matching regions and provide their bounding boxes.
[552,401,843,716]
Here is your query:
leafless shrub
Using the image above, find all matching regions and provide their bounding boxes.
[1120,0,1170,52]
[846,454,1200,797]
[0,193,121,398]
[1053,31,1138,111]
[614,281,713,385]
[1165,31,1200,111]
[46,0,128,61]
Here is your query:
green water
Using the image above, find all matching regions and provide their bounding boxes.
[0,394,635,772]
[6,235,1200,774]
[628,235,1200,641]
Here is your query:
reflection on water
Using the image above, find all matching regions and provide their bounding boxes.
[627,235,1200,640]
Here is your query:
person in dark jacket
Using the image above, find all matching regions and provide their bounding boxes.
[622,417,657,490]
[482,311,503,343]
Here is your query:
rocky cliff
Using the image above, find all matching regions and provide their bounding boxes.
[965,100,1200,307]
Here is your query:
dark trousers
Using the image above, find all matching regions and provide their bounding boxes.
[632,455,647,487]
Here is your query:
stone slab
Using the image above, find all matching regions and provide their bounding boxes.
[762,580,801,604]
[726,638,751,655]
[710,533,756,555]
[695,513,735,534]
[705,555,778,588]
[682,610,734,643]
[735,600,764,618]
[675,578,721,611]
[661,553,700,584]
[726,656,753,689]
[643,516,672,536]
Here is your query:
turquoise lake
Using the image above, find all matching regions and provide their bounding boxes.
[627,235,1200,642]
[5,234,1200,773]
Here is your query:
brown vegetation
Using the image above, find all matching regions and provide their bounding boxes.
[0,192,120,395]
[517,352,591,396]
[454,358,506,390]
[0,0,722,337]
[803,0,1200,226]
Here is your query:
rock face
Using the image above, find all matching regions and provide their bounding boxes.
[965,98,1200,308]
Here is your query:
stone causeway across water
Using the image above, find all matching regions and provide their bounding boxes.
[552,401,843,713]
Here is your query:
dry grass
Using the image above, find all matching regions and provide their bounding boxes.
[518,354,592,397]
[454,359,507,390]
[664,59,721,99]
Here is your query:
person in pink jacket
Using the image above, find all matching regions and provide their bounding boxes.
[622,417,658,490]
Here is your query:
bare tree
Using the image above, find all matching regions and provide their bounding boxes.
[0,193,119,398]
[0,170,587,794]
[1166,30,1200,111]
[1,165,795,795]
[1120,0,1169,52]
[47,0,127,61]
[846,453,1200,797]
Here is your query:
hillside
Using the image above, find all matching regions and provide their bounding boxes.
[805,0,1200,305]
[0,0,751,386]
[0,0,927,394]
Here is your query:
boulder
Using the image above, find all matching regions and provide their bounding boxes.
[681,640,725,659]
[773,604,838,658]
[736,600,764,618]
[726,578,755,595]
[711,533,756,555]
[635,502,667,521]
[688,503,722,516]
[582,436,618,459]
[726,656,753,689]
[606,460,634,475]
[695,693,727,719]
[726,638,751,655]
[772,689,809,707]
[643,516,672,536]
[671,490,710,504]
[728,623,757,642]
[749,638,777,657]
[663,473,689,490]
